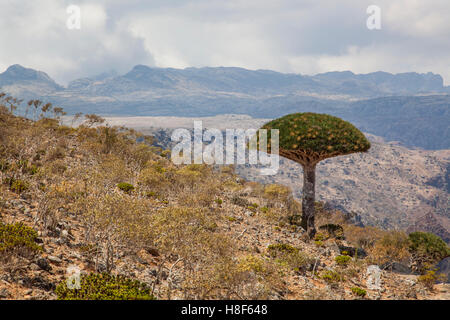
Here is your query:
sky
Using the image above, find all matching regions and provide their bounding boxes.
[0,0,449,85]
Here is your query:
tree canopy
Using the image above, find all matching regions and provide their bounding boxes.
[261,112,371,165]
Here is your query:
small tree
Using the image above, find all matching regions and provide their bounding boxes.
[260,113,370,238]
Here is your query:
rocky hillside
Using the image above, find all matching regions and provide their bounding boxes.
[107,116,449,243]
[0,98,449,300]
[240,134,450,236]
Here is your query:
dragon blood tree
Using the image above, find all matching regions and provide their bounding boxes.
[259,113,371,238]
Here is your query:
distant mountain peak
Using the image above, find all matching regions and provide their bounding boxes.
[0,64,59,87]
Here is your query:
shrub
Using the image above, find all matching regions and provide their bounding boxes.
[260,206,269,213]
[314,240,324,247]
[138,166,166,188]
[117,182,134,193]
[368,231,411,267]
[351,287,367,297]
[314,232,326,241]
[268,243,298,256]
[238,255,267,274]
[0,160,10,172]
[0,222,42,256]
[343,225,384,249]
[55,273,155,300]
[267,243,311,272]
[6,178,29,194]
[319,223,344,239]
[226,216,237,222]
[335,255,351,266]
[320,270,342,283]
[231,195,250,207]
[47,146,65,160]
[160,150,171,158]
[264,184,291,203]
[417,266,447,290]
[408,232,450,263]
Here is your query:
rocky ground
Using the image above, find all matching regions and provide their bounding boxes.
[112,115,449,241]
[0,186,448,300]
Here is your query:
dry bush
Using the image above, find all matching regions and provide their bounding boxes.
[367,230,411,267]
[184,254,285,300]
[343,225,385,249]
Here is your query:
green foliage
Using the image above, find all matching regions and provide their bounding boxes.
[314,232,326,241]
[55,273,155,300]
[351,287,367,297]
[264,184,290,201]
[417,266,447,290]
[408,232,450,262]
[320,270,342,283]
[0,222,42,255]
[6,178,29,194]
[237,255,266,274]
[319,223,345,239]
[160,150,171,158]
[314,240,324,247]
[267,243,311,271]
[335,255,351,266]
[117,182,134,193]
[0,160,10,172]
[260,112,370,159]
[268,243,298,255]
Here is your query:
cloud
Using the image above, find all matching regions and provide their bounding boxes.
[0,0,449,85]
[0,0,154,84]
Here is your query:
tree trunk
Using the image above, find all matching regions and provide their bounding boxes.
[301,163,316,239]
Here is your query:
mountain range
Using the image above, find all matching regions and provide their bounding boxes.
[0,64,449,150]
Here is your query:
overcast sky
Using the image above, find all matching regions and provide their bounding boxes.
[0,0,449,85]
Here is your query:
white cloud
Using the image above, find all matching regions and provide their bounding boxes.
[0,0,449,85]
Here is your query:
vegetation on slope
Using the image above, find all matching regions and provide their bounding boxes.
[0,93,448,300]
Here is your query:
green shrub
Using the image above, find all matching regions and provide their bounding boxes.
[0,160,9,172]
[55,273,155,300]
[351,287,367,297]
[417,266,447,290]
[408,232,450,262]
[268,243,298,256]
[6,178,29,194]
[314,240,324,247]
[27,164,39,175]
[320,270,342,283]
[314,232,326,241]
[267,243,311,271]
[0,222,42,256]
[335,255,351,266]
[319,223,344,239]
[117,182,134,193]
[160,150,171,158]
